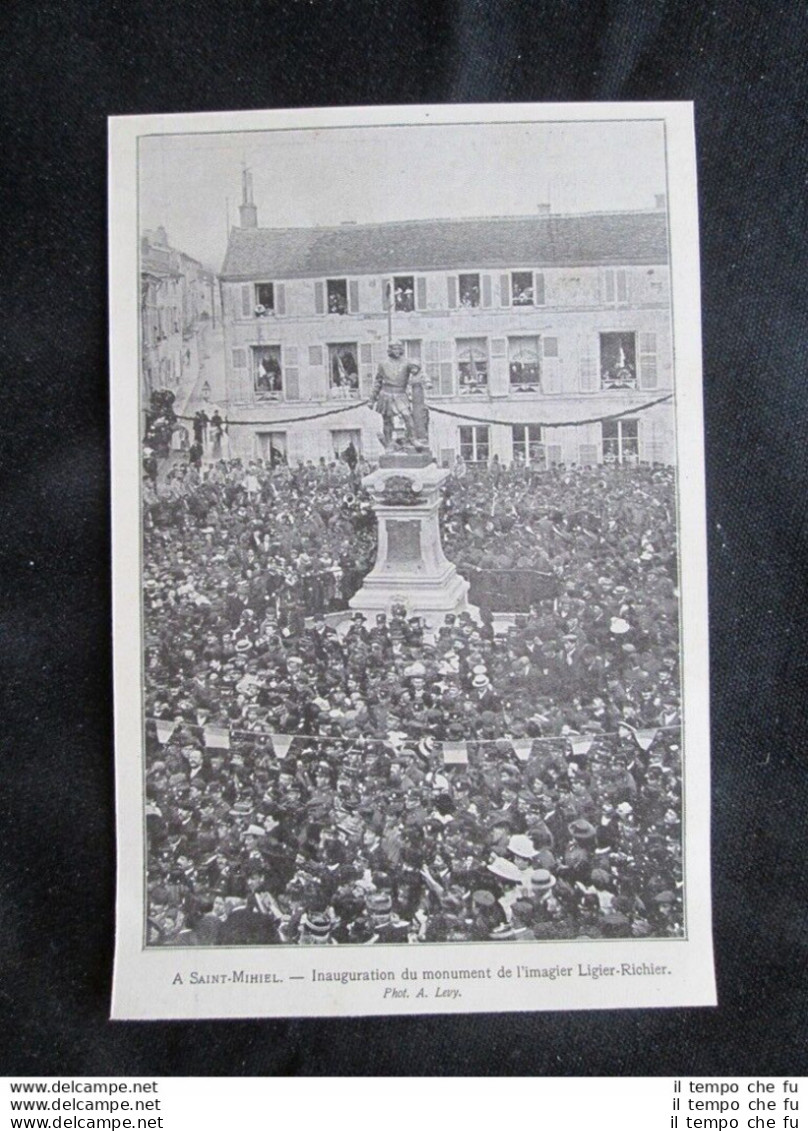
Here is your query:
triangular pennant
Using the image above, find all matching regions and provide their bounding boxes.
[154,720,176,745]
[569,735,594,758]
[635,728,658,752]
[270,733,294,760]
[204,725,230,749]
[512,739,534,762]
[442,740,468,765]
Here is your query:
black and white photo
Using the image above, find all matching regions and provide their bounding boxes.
[110,103,713,1018]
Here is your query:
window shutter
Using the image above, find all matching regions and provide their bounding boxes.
[546,443,564,467]
[578,335,598,392]
[542,336,561,394]
[447,275,458,309]
[481,274,493,308]
[308,345,323,367]
[499,274,511,307]
[285,368,300,400]
[276,283,286,316]
[639,332,658,389]
[489,337,508,397]
[579,443,599,467]
[359,342,374,398]
[241,285,252,317]
[349,280,360,313]
[534,272,546,306]
[439,341,454,396]
[616,269,628,303]
[314,281,325,315]
[416,276,427,310]
[603,270,615,304]
[232,348,247,369]
[381,277,391,312]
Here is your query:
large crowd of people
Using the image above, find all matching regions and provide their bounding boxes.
[143,449,684,946]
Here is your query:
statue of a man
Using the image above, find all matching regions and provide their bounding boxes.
[371,340,429,451]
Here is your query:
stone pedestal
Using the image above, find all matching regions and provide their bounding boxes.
[349,459,476,623]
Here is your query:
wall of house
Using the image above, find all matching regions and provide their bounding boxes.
[219,262,675,465]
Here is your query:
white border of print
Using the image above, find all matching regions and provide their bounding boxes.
[109,102,714,1020]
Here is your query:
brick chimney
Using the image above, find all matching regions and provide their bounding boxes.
[239,166,258,229]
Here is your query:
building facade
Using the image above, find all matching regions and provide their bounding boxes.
[140,227,218,404]
[219,190,675,469]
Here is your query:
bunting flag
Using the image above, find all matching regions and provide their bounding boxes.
[442,741,468,765]
[146,718,678,755]
[569,735,595,758]
[618,723,659,752]
[203,725,230,750]
[512,739,534,762]
[270,733,294,760]
[154,720,176,745]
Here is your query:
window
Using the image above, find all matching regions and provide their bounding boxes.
[600,332,637,389]
[253,345,282,400]
[508,336,541,391]
[459,425,490,464]
[394,276,415,312]
[604,268,629,305]
[512,424,545,466]
[254,282,274,313]
[512,271,534,306]
[425,341,454,396]
[326,279,349,315]
[458,273,481,307]
[602,419,639,464]
[457,338,488,394]
[256,432,287,467]
[403,339,422,363]
[332,429,361,462]
[327,342,359,398]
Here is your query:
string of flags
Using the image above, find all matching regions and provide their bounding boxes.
[148,716,680,766]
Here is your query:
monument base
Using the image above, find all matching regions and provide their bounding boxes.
[378,451,434,469]
[348,458,478,625]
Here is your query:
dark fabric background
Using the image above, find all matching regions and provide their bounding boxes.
[2,0,806,1077]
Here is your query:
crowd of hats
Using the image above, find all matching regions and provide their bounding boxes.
[143,456,683,945]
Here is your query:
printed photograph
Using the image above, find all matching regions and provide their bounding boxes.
[137,117,685,950]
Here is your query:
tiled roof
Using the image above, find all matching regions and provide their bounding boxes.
[220,211,668,279]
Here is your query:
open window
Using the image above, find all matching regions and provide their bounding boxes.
[600,332,637,389]
[326,279,349,315]
[252,345,282,400]
[508,336,541,391]
[327,342,359,398]
[511,271,534,306]
[458,273,481,307]
[254,282,274,313]
[457,338,488,394]
[256,431,287,467]
[394,276,415,312]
